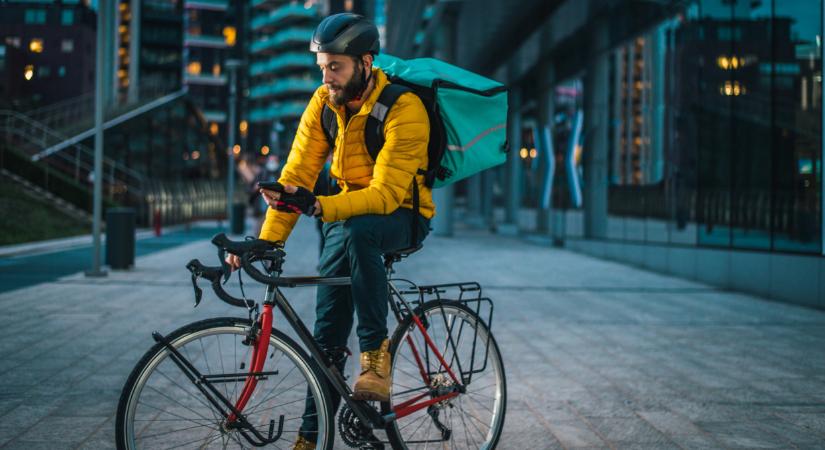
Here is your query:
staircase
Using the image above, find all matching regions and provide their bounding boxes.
[0,168,93,223]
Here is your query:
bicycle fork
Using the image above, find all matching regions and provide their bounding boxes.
[151,294,285,446]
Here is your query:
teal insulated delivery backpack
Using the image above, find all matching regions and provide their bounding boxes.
[321,53,509,189]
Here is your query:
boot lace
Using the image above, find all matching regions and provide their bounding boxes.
[362,349,385,376]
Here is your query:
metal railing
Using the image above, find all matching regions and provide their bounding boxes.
[0,110,144,198]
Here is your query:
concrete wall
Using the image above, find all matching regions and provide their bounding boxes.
[565,236,825,310]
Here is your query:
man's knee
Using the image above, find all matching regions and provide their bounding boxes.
[342,215,379,249]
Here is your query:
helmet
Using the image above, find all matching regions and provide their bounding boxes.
[310,13,380,56]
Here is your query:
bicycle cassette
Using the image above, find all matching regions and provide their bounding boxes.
[337,405,384,449]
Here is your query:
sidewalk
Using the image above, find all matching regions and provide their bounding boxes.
[0,218,824,449]
[0,222,225,294]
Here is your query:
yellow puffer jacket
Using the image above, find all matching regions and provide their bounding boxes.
[259,68,434,243]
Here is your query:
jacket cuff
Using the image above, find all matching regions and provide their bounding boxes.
[317,196,338,222]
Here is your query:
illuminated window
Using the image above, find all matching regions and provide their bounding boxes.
[212,64,221,76]
[210,123,219,135]
[24,65,34,81]
[29,38,44,53]
[61,10,74,26]
[261,146,270,155]
[187,61,201,75]
[6,37,21,48]
[61,39,73,53]
[223,26,236,46]
[58,66,66,77]
[24,9,46,25]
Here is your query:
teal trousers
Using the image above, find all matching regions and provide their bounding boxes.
[313,207,430,353]
[300,208,429,441]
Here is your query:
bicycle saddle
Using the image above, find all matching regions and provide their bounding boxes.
[384,244,423,262]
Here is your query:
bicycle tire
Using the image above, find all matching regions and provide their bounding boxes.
[383,301,507,449]
[116,317,334,450]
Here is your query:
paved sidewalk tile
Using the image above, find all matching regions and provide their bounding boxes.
[0,219,824,448]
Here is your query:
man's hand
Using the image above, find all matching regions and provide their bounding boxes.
[260,184,322,217]
[225,253,241,271]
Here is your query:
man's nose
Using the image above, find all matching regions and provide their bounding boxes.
[322,70,333,85]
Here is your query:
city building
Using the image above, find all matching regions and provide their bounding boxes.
[386,0,825,309]
[0,0,97,109]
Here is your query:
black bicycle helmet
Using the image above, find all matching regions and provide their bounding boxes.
[310,13,380,55]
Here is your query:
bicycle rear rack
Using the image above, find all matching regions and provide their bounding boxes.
[394,281,494,383]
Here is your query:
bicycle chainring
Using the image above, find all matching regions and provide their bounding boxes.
[338,405,383,449]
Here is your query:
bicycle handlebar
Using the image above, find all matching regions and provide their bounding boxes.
[185,259,255,309]
[185,233,352,308]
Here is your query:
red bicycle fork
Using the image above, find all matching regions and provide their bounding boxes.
[226,304,274,424]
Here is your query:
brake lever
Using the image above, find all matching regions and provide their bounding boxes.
[190,273,203,307]
[218,248,232,283]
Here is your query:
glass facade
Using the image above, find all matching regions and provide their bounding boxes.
[590,0,822,254]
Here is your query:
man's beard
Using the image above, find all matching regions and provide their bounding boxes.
[329,62,367,107]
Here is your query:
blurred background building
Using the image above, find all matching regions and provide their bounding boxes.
[0,0,822,308]
[386,0,824,308]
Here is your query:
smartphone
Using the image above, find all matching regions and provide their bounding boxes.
[257,181,285,192]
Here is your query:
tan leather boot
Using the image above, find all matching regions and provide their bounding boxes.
[352,339,391,401]
[292,435,316,450]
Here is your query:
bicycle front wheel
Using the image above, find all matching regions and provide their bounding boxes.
[116,317,333,450]
[384,301,507,449]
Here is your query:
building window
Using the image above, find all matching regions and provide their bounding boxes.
[61,10,74,26]
[38,66,50,77]
[61,39,74,53]
[223,26,236,46]
[24,65,34,81]
[58,66,66,77]
[29,38,44,53]
[5,37,21,48]
[187,61,201,75]
[212,63,221,76]
[24,9,47,25]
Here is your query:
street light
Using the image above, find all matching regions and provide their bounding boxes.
[225,59,242,233]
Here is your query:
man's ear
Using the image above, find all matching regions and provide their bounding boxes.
[362,54,374,71]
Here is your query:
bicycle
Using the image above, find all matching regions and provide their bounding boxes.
[116,232,507,449]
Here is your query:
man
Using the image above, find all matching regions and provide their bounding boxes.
[225,13,433,450]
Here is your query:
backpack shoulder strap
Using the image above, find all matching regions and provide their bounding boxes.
[320,104,338,150]
[364,83,413,161]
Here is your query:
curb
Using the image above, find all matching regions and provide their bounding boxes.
[0,221,221,258]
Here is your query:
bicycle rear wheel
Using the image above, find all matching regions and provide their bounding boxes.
[116,317,333,450]
[384,301,506,449]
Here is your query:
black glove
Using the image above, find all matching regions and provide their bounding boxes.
[275,186,318,216]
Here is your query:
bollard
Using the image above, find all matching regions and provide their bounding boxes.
[231,202,246,235]
[106,207,136,269]
[153,209,161,236]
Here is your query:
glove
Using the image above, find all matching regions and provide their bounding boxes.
[275,186,318,216]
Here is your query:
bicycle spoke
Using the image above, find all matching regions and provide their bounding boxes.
[463,392,495,414]
[138,422,219,441]
[136,401,218,431]
[242,364,301,414]
[151,368,217,416]
[155,425,224,450]
[142,385,216,424]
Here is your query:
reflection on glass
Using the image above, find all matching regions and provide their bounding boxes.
[604,0,822,253]
[772,0,822,252]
